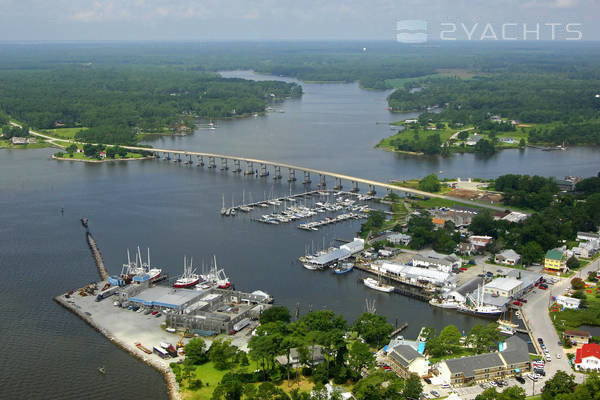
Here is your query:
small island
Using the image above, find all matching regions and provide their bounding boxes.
[53,143,153,162]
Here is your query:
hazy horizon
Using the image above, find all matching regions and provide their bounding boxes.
[0,0,598,42]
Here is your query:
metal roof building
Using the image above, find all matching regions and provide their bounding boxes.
[129,286,206,311]
[312,248,351,266]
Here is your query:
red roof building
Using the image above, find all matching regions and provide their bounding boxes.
[575,343,600,371]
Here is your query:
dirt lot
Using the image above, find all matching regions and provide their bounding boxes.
[449,188,503,205]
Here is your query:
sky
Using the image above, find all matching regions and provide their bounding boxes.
[0,0,598,41]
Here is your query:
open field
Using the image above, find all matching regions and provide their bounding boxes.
[44,127,87,139]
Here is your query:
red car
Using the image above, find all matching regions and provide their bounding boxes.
[538,285,547,290]
[512,301,523,306]
[151,310,159,315]
[460,267,468,271]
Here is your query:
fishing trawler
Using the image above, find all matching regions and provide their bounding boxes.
[457,285,503,318]
[174,256,201,288]
[363,276,394,293]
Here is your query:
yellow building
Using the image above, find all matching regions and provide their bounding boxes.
[545,249,566,272]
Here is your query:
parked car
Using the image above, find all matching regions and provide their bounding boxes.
[513,301,523,306]
[430,391,440,398]
[557,353,562,359]
[151,310,159,315]
[517,298,527,303]
[516,376,526,384]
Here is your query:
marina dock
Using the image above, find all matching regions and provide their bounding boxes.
[354,262,434,297]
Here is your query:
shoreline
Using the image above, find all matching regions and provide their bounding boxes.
[53,292,182,400]
[52,155,155,163]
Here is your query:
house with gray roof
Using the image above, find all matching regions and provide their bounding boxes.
[387,344,429,378]
[437,336,530,386]
[494,249,521,266]
[275,345,324,368]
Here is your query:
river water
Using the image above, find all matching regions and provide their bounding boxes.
[0,70,598,400]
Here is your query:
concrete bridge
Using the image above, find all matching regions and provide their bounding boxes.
[15,122,512,212]
[122,145,511,212]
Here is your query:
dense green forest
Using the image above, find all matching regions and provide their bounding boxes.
[0,66,301,144]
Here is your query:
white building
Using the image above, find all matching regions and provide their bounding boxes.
[577,232,600,242]
[483,277,523,298]
[494,249,521,266]
[380,262,457,288]
[575,343,600,371]
[387,344,429,378]
[556,295,581,310]
[340,238,365,255]
[411,250,462,273]
[387,233,412,246]
[469,235,493,251]
[502,212,528,223]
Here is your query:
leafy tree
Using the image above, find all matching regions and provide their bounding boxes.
[403,374,423,400]
[567,256,581,270]
[418,174,441,193]
[347,341,375,379]
[184,338,209,365]
[571,278,586,290]
[260,306,291,324]
[211,372,244,400]
[542,370,576,400]
[209,338,239,370]
[467,324,499,354]
[519,242,544,266]
[458,131,469,140]
[351,313,394,347]
[470,211,496,237]
[255,382,290,400]
[65,144,77,154]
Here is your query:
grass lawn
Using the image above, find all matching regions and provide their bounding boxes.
[551,290,600,334]
[406,196,487,211]
[44,127,87,139]
[0,139,50,149]
[180,362,228,400]
[429,347,478,364]
[378,123,474,153]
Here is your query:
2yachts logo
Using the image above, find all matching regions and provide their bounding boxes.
[397,21,583,42]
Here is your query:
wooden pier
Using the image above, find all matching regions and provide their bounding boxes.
[389,323,409,338]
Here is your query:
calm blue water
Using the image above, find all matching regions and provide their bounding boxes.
[0,71,598,400]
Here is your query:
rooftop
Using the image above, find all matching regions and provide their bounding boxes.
[129,286,206,309]
[389,344,423,368]
[545,249,565,260]
[575,343,600,364]
[484,277,522,292]
[496,249,520,260]
[445,353,504,378]
[564,329,590,337]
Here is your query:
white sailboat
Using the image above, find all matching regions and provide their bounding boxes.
[363,273,394,293]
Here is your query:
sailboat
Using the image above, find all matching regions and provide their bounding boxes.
[220,194,228,216]
[363,269,394,293]
[230,195,236,216]
[497,308,518,335]
[457,285,503,318]
[239,190,253,212]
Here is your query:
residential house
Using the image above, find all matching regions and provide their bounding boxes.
[577,232,600,242]
[544,249,567,272]
[456,242,476,256]
[387,344,429,378]
[466,135,483,146]
[438,336,530,386]
[575,343,600,371]
[11,137,37,145]
[99,151,107,159]
[275,345,324,368]
[387,233,412,246]
[502,212,528,223]
[572,242,598,259]
[495,249,521,266]
[431,207,477,227]
[564,329,590,345]
[432,217,446,228]
[499,137,516,144]
[556,296,581,310]
[469,235,493,252]
[411,250,462,273]
[483,277,523,298]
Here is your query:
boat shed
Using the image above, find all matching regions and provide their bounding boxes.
[381,263,457,288]
[340,238,365,254]
[129,286,205,311]
[312,248,351,267]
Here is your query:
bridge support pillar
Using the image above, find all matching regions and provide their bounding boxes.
[259,164,269,177]
[273,166,282,180]
[367,185,376,195]
[350,181,359,193]
[208,156,216,168]
[333,178,342,190]
[318,174,326,188]
[232,159,242,173]
[244,161,254,175]
[165,152,171,161]
[154,152,160,159]
[176,153,182,163]
[186,154,193,165]
[196,156,204,166]
[287,168,296,182]
[302,171,312,185]
[220,158,228,171]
